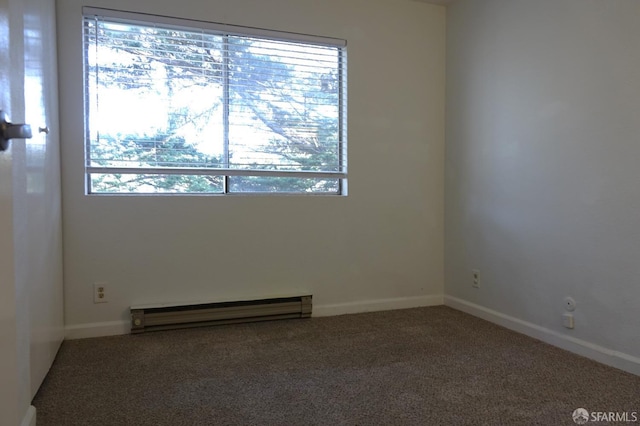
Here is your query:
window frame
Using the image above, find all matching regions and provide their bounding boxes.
[82,7,348,196]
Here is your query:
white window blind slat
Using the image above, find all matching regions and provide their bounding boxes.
[83,7,347,48]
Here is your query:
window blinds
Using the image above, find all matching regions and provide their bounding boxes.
[83,8,347,194]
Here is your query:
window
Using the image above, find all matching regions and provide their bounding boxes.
[83,8,347,195]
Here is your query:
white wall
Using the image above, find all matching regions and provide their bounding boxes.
[57,0,446,336]
[445,0,640,373]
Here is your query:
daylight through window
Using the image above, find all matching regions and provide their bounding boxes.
[83,8,347,194]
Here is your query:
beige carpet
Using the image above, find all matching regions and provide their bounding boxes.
[33,306,640,425]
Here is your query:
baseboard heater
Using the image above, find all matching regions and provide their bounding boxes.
[130,295,312,334]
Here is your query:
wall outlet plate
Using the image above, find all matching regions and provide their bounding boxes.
[472,269,480,288]
[94,282,108,303]
[563,313,574,329]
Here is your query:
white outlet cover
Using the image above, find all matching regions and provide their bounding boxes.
[563,313,575,329]
[94,282,108,303]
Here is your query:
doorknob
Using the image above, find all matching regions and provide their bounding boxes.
[0,110,33,151]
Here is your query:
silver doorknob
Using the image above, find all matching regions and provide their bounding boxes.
[0,110,32,151]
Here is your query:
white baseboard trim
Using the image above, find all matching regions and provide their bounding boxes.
[445,296,640,376]
[20,406,36,426]
[65,320,130,340]
[63,296,444,339]
[314,295,444,317]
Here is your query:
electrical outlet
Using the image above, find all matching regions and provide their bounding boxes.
[472,269,480,288]
[563,313,574,329]
[94,282,108,303]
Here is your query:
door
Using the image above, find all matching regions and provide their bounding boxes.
[0,0,63,424]
[23,0,64,398]
[0,0,30,424]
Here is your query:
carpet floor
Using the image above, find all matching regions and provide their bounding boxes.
[33,306,640,425]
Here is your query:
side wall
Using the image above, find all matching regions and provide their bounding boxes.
[446,0,640,374]
[57,0,446,336]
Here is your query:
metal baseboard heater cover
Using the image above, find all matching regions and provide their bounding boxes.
[130,295,312,334]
